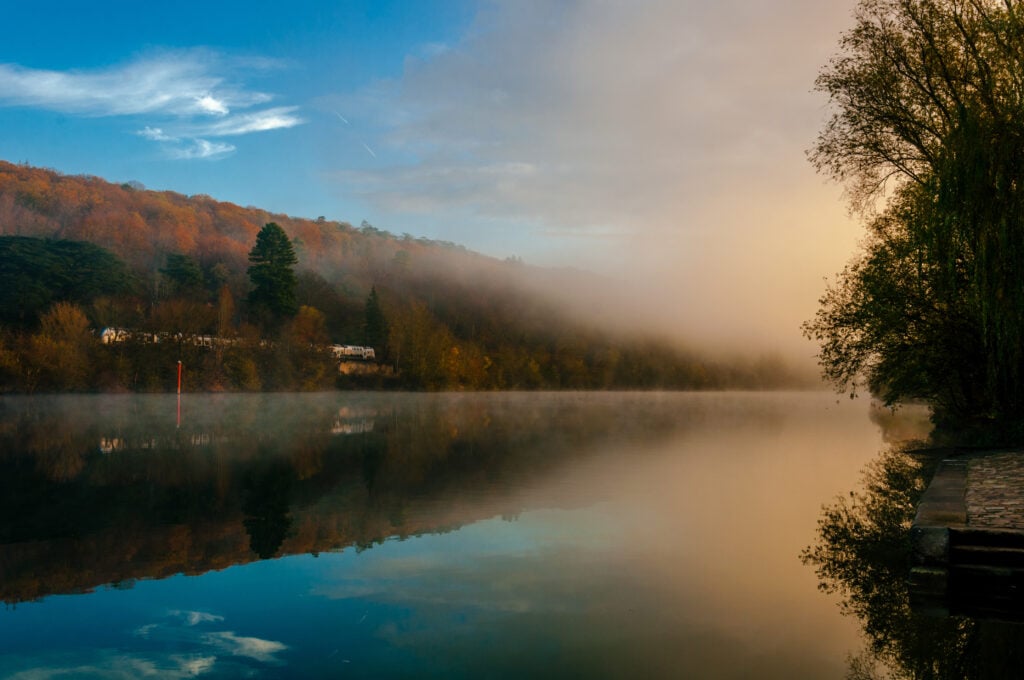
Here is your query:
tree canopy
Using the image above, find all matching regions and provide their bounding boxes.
[0,236,132,327]
[160,253,205,299]
[247,222,298,326]
[805,0,1024,439]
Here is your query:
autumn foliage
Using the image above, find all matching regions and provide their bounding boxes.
[0,160,806,391]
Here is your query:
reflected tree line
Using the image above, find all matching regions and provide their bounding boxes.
[804,446,1024,679]
[0,393,683,604]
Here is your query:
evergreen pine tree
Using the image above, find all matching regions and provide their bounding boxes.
[247,223,298,328]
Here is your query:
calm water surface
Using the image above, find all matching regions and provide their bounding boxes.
[0,391,929,678]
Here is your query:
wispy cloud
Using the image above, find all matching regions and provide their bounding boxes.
[0,52,266,116]
[137,128,236,160]
[0,50,302,160]
[169,139,237,160]
[195,106,303,136]
[139,126,175,142]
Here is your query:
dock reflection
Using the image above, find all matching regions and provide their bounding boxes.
[804,446,1024,679]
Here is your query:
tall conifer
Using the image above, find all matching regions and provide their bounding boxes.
[247,222,298,327]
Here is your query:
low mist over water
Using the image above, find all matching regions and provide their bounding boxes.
[0,392,930,678]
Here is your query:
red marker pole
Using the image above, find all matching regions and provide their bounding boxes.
[176,361,183,428]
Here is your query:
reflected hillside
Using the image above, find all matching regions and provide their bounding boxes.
[0,392,688,604]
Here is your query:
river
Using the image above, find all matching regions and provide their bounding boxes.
[0,391,931,678]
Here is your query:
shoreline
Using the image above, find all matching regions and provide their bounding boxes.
[911,449,1024,620]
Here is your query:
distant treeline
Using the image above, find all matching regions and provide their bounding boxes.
[0,161,809,392]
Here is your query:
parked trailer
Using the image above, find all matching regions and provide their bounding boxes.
[330,344,376,361]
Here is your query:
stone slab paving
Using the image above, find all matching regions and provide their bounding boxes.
[966,451,1024,529]
[911,451,1024,618]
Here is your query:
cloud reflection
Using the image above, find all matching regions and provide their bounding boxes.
[313,520,841,678]
[6,610,287,679]
[202,631,288,664]
[5,654,216,679]
[168,610,225,627]
[303,395,933,678]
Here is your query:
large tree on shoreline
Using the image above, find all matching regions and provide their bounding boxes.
[805,0,1024,437]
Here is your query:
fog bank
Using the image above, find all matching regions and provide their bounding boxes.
[322,0,864,367]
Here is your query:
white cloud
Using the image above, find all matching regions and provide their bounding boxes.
[0,52,264,117]
[168,139,236,160]
[0,50,301,159]
[196,106,303,136]
[139,126,176,142]
[195,94,229,116]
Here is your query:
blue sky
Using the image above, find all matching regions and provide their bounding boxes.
[1,1,868,355]
[1,1,474,233]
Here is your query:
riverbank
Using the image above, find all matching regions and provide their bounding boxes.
[910,449,1024,620]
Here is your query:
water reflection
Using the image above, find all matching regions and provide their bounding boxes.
[1,392,935,678]
[803,447,1024,679]
[0,392,686,604]
[243,460,294,559]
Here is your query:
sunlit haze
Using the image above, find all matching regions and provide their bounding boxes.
[0,0,862,364]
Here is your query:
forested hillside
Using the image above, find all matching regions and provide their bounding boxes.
[0,161,807,392]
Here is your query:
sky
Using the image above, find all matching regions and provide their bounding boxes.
[0,0,865,361]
